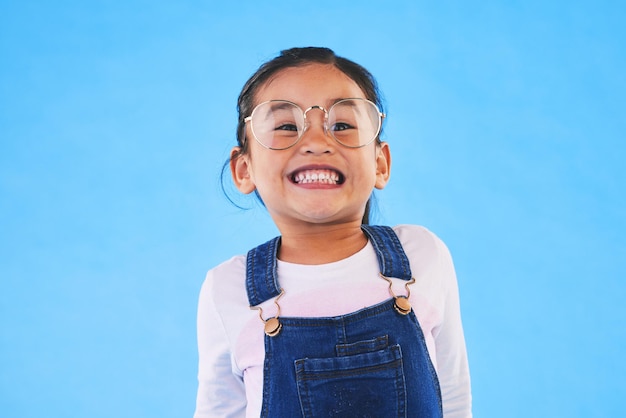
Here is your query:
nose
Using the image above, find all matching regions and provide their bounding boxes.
[300,106,333,153]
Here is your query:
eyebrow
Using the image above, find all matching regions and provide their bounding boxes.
[263,97,366,108]
[267,101,297,112]
[327,97,364,106]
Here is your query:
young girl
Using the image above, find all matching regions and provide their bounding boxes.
[194,47,472,417]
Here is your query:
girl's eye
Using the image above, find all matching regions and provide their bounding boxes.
[331,122,354,131]
[275,123,298,132]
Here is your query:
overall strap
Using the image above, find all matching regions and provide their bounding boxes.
[361,225,413,281]
[245,226,413,307]
[246,236,281,307]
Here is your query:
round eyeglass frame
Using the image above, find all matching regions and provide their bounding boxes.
[243,98,385,150]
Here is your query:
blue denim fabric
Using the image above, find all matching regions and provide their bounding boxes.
[246,226,442,417]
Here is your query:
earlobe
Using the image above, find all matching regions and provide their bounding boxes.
[230,147,256,194]
[374,142,391,190]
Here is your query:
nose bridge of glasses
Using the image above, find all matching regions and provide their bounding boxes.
[302,105,329,134]
[303,105,328,121]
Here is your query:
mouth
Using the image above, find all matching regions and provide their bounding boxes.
[289,168,345,185]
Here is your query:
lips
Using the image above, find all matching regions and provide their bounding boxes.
[290,168,345,185]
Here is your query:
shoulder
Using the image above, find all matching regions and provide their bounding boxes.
[197,253,254,352]
[392,224,450,257]
[199,254,249,309]
[391,224,455,280]
[205,253,247,280]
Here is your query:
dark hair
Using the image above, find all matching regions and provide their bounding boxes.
[225,47,385,224]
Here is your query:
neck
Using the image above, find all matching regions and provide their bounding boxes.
[276,221,369,265]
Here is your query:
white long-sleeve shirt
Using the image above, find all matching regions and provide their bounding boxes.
[194,224,472,417]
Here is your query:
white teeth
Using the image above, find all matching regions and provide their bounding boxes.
[293,169,340,184]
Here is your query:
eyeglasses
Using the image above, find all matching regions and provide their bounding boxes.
[244,98,385,150]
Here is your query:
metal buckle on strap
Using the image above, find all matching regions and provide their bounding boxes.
[250,289,284,337]
[379,273,416,315]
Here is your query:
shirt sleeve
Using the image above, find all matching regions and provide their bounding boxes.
[193,273,247,418]
[432,236,472,418]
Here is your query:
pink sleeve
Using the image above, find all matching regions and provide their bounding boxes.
[194,273,246,418]
[432,235,473,417]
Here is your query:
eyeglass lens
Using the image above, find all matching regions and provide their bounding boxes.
[250,99,381,149]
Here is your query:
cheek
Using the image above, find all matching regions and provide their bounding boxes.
[360,149,382,172]
[246,151,283,184]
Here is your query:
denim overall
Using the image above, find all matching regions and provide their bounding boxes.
[246,225,442,417]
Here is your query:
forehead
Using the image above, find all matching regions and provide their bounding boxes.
[254,63,367,107]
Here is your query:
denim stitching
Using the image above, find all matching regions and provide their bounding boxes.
[362,225,412,281]
[409,310,443,412]
[260,335,272,418]
[362,225,386,276]
[245,247,259,306]
[247,237,282,307]
[388,228,411,278]
[295,359,403,380]
[264,237,281,299]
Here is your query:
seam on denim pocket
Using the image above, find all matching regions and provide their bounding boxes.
[335,335,389,357]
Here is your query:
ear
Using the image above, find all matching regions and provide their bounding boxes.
[230,147,256,194]
[374,141,391,189]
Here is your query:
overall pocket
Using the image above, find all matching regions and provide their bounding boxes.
[295,343,407,418]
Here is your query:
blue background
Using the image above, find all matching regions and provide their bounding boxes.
[1,1,624,417]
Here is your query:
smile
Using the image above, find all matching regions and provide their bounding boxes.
[290,169,344,185]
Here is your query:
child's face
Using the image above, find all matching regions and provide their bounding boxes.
[231,63,391,230]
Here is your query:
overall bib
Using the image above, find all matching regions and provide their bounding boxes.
[246,225,442,417]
